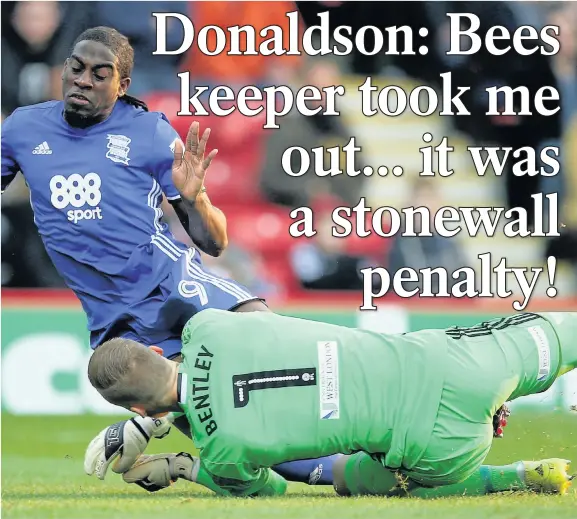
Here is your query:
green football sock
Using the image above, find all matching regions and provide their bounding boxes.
[410,463,526,498]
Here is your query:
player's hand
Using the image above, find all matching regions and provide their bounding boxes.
[84,415,173,480]
[122,452,200,493]
[172,121,218,201]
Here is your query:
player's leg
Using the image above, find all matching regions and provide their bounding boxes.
[294,313,577,490]
[435,312,577,439]
[536,313,577,377]
[492,312,577,403]
[273,456,340,486]
[409,459,573,497]
[171,248,267,327]
[334,318,529,497]
[333,446,573,497]
[402,313,576,494]
[333,391,494,496]
[333,454,570,497]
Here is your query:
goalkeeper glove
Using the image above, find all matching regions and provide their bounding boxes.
[84,415,173,480]
[122,452,195,492]
[122,452,232,496]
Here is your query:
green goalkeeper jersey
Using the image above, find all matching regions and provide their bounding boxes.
[177,309,448,496]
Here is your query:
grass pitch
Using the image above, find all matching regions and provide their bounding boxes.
[2,412,576,519]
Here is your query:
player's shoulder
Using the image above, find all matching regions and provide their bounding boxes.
[123,102,171,127]
[2,102,63,144]
[150,110,178,139]
[4,101,63,125]
[122,104,177,143]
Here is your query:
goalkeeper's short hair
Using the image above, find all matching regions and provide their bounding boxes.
[88,338,173,409]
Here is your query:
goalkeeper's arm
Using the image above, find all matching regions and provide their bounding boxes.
[202,459,288,497]
[120,453,287,497]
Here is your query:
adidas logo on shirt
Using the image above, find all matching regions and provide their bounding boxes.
[33,142,52,155]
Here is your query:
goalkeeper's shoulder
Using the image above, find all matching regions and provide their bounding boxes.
[180,308,237,351]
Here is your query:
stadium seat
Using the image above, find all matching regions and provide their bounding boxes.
[344,230,389,260]
[202,154,265,206]
[261,256,300,294]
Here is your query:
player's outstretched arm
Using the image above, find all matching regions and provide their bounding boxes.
[170,196,228,257]
[170,121,228,257]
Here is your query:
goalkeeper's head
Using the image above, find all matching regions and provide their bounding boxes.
[87,338,180,417]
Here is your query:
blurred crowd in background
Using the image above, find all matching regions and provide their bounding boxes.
[1,0,577,300]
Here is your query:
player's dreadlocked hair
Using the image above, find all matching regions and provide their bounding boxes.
[72,26,149,112]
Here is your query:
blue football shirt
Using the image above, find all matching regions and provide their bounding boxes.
[1,100,191,333]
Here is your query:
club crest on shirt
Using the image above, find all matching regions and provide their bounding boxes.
[106,134,131,165]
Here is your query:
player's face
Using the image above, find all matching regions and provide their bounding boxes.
[62,40,130,123]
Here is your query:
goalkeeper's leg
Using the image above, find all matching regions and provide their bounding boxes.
[538,313,577,378]
[410,459,573,497]
[275,314,577,489]
[505,312,577,402]
[333,453,573,497]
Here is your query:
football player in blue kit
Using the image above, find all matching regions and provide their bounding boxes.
[1,26,338,489]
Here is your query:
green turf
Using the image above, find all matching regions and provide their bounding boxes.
[2,412,576,518]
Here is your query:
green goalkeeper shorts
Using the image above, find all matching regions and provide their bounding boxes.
[403,313,564,487]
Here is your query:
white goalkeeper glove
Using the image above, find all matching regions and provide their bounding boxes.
[122,452,201,493]
[84,415,174,480]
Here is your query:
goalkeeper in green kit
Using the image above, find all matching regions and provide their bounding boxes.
[86,309,576,497]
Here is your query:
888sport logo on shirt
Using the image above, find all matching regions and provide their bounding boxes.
[49,173,103,224]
